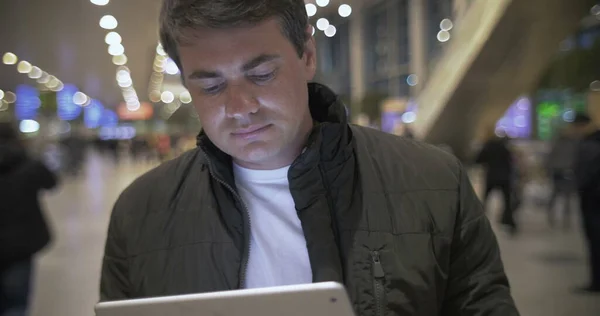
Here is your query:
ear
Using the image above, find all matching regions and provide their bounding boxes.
[302,25,317,81]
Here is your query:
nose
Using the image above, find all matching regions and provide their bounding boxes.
[224,82,260,119]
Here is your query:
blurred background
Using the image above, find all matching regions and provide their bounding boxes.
[1,0,600,315]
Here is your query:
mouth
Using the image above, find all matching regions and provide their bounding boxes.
[231,124,272,139]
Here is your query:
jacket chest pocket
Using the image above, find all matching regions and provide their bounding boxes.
[350,232,451,316]
[370,250,386,316]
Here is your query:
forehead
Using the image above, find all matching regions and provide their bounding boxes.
[177,19,294,71]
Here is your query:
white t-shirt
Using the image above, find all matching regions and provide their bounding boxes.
[233,163,313,289]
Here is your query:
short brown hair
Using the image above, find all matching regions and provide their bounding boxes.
[159,0,309,72]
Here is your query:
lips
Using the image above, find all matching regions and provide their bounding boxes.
[233,125,268,135]
[231,124,272,139]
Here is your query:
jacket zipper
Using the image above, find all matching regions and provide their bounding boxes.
[201,151,252,289]
[371,251,385,316]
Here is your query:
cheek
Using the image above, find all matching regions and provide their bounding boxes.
[257,79,306,118]
[195,104,222,132]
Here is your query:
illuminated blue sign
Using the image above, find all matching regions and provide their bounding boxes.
[84,99,104,129]
[56,84,82,121]
[100,109,118,127]
[15,85,40,120]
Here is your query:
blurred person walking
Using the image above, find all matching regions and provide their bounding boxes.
[0,122,58,315]
[61,133,87,177]
[476,132,518,233]
[572,114,600,293]
[545,126,578,229]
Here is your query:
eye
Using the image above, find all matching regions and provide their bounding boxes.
[201,82,226,95]
[249,71,276,84]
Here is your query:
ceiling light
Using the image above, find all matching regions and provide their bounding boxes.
[150,72,163,83]
[401,112,417,124]
[2,52,17,65]
[311,25,316,36]
[99,15,118,30]
[4,92,16,103]
[90,0,109,5]
[338,4,352,17]
[440,19,453,31]
[154,58,166,67]
[0,89,4,100]
[81,97,91,107]
[316,18,329,31]
[108,43,125,56]
[125,92,138,101]
[156,44,167,56]
[17,61,32,74]
[437,30,450,42]
[591,5,600,15]
[19,120,40,134]
[73,92,88,105]
[116,65,130,73]
[46,77,60,89]
[161,91,175,103]
[28,66,43,79]
[105,32,122,45]
[305,3,317,17]
[124,98,139,106]
[52,81,64,92]
[125,98,139,105]
[325,25,337,37]
[164,58,180,75]
[406,74,419,86]
[316,0,330,8]
[127,102,141,112]
[37,72,50,84]
[46,80,57,89]
[123,89,137,98]
[155,54,167,62]
[118,78,132,88]
[112,54,127,65]
[116,70,131,83]
[149,90,162,103]
[591,80,600,91]
[153,66,163,73]
[179,91,192,104]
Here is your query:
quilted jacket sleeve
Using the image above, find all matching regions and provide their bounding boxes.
[99,200,131,301]
[442,164,520,315]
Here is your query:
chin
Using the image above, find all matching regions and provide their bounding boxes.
[234,142,284,166]
[243,143,277,161]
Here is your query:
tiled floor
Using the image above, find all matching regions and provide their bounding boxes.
[27,152,600,316]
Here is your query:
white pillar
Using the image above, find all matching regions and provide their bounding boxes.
[453,0,469,22]
[409,0,428,95]
[349,10,366,107]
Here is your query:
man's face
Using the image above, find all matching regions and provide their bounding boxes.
[178,19,317,170]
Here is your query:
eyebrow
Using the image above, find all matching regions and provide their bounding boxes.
[187,54,281,81]
[241,54,280,72]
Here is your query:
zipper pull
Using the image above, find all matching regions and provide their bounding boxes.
[371,251,385,278]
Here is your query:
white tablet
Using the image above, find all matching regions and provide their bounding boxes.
[95,282,355,316]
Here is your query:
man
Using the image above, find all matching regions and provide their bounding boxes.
[100,0,519,315]
[0,122,58,315]
[475,132,517,233]
[545,127,578,229]
[572,114,600,293]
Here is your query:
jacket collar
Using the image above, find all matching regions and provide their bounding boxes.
[197,82,351,182]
